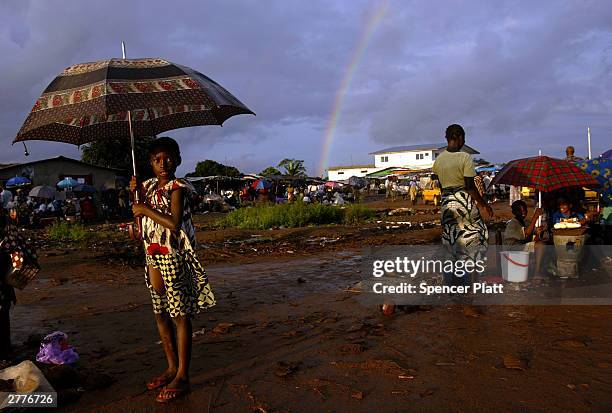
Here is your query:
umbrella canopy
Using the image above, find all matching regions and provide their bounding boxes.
[475,164,503,173]
[576,158,612,194]
[57,177,79,189]
[73,184,96,193]
[6,176,31,188]
[325,181,342,189]
[29,185,56,199]
[252,179,272,190]
[14,58,254,146]
[601,149,612,160]
[491,156,599,192]
[348,176,367,188]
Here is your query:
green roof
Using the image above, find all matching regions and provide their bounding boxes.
[366,167,407,178]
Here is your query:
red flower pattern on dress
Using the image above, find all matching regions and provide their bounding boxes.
[147,243,169,256]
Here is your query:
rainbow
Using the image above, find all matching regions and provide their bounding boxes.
[317,0,389,176]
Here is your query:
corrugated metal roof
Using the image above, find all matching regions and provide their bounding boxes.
[370,143,479,155]
[366,167,411,178]
[0,156,125,172]
[327,164,376,171]
[370,143,446,154]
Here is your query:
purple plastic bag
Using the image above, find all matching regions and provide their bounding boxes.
[36,331,79,365]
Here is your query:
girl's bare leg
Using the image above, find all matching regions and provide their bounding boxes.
[149,266,178,383]
[166,315,191,390]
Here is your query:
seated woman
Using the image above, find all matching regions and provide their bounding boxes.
[504,200,542,244]
[504,200,546,279]
[550,197,588,225]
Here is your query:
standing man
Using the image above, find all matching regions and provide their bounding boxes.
[385,178,391,199]
[409,179,418,206]
[564,146,583,162]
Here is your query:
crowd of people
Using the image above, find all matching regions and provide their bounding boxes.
[0,186,106,228]
[235,182,363,206]
[432,125,604,290]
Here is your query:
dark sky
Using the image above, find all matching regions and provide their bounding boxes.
[1,0,611,176]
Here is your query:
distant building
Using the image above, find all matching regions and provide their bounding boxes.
[0,156,125,190]
[370,143,479,169]
[327,143,479,180]
[327,164,377,182]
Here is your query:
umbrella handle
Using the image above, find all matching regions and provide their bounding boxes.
[128,218,142,241]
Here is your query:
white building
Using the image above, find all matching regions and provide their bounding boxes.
[371,143,479,169]
[327,164,377,182]
[327,143,479,180]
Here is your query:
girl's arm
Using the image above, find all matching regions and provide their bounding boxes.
[133,188,184,232]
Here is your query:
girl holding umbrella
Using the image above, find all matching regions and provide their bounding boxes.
[130,137,215,403]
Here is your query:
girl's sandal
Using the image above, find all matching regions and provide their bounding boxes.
[146,375,172,391]
[156,386,190,403]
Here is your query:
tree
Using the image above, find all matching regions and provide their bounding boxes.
[277,159,306,176]
[186,160,241,177]
[260,166,281,176]
[81,136,155,178]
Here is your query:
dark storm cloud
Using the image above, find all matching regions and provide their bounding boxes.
[1,0,611,176]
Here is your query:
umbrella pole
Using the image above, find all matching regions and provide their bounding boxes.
[128,110,139,203]
[122,41,139,203]
[122,41,143,242]
[537,149,542,227]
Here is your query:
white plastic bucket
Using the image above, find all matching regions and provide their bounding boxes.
[500,251,530,282]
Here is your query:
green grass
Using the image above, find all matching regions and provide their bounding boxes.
[218,202,375,230]
[47,221,92,241]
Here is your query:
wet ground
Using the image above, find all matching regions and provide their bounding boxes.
[7,198,612,412]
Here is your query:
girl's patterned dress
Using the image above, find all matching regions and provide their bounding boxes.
[141,178,215,317]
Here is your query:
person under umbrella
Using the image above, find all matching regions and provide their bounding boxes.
[504,200,546,278]
[129,137,215,403]
[13,52,252,403]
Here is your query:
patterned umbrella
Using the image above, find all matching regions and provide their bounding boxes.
[14,50,254,241]
[576,158,612,194]
[14,58,254,147]
[491,156,599,192]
